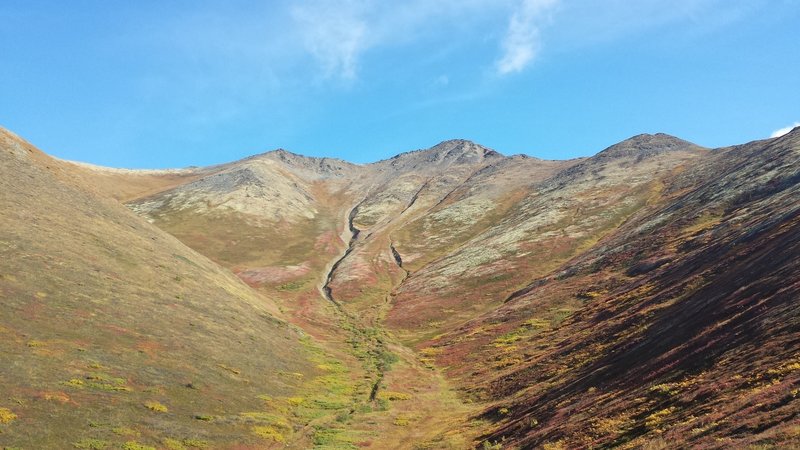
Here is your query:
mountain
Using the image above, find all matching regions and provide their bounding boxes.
[594,132,704,159]
[433,130,800,448]
[0,129,409,449]
[2,126,798,449]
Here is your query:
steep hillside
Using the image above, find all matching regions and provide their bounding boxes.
[0,128,327,449]
[387,134,706,342]
[429,129,800,448]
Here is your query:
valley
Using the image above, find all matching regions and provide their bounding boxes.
[1,128,799,449]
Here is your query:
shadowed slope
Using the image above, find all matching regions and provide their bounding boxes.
[429,129,800,448]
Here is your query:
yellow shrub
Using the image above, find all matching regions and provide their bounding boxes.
[144,401,168,413]
[182,438,209,448]
[63,378,85,388]
[645,407,676,429]
[252,425,285,442]
[286,396,305,406]
[542,440,565,450]
[376,391,412,401]
[122,442,156,450]
[162,438,186,450]
[420,347,442,357]
[0,407,17,424]
[493,357,522,369]
[394,416,411,426]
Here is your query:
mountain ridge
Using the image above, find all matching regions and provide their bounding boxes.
[51,133,706,173]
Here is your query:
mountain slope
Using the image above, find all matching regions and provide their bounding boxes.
[0,128,323,449]
[387,134,706,341]
[59,160,210,203]
[429,129,800,448]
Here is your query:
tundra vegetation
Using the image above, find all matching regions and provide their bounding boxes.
[1,128,799,448]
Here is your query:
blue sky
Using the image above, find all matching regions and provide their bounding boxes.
[1,0,798,168]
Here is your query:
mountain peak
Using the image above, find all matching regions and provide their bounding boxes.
[778,125,800,140]
[429,139,501,158]
[262,148,307,161]
[376,139,503,172]
[596,133,703,159]
[250,148,358,178]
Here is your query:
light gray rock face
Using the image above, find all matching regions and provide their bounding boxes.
[129,156,323,221]
[258,149,361,180]
[127,140,504,224]
[371,139,503,174]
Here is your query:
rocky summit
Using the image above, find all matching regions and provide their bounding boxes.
[1,126,799,449]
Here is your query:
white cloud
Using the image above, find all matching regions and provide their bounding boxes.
[290,0,508,80]
[291,0,371,80]
[770,122,800,138]
[495,0,559,75]
[146,0,758,86]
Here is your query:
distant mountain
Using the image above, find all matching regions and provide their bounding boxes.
[3,126,798,448]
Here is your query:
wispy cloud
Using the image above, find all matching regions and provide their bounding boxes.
[495,0,559,75]
[770,122,800,138]
[133,1,761,95]
[289,0,507,80]
[291,0,371,80]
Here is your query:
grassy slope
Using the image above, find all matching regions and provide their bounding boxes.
[0,129,324,449]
